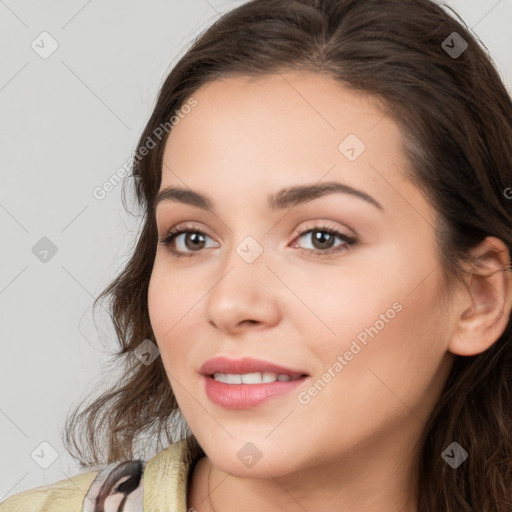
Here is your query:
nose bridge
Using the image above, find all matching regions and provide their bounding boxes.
[217,211,269,272]
[205,231,280,330]
[212,232,268,299]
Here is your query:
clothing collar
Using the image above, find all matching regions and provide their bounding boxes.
[143,437,204,511]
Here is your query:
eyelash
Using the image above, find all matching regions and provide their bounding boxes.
[158,223,358,259]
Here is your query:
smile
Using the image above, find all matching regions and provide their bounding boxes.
[212,372,303,384]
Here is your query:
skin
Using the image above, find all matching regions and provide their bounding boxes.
[147,71,512,512]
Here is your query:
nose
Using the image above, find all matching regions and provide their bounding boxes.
[205,248,281,334]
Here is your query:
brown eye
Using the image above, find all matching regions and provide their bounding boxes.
[159,226,218,258]
[310,230,337,250]
[181,232,207,251]
[292,226,358,257]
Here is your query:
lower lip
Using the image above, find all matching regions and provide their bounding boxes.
[203,375,307,409]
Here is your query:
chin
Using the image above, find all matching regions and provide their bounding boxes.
[197,434,304,477]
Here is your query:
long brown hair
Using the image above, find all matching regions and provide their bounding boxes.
[64,0,512,509]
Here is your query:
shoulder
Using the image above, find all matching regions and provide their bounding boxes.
[0,461,144,512]
[0,438,200,512]
[0,470,100,512]
[83,459,145,511]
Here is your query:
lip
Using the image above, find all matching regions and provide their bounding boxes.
[200,356,308,378]
[200,357,309,409]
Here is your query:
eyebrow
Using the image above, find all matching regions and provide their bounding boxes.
[153,181,383,212]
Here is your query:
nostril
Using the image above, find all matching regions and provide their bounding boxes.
[243,320,258,325]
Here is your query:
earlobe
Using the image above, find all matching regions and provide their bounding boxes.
[448,236,512,357]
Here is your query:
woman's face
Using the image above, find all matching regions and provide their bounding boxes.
[148,71,456,478]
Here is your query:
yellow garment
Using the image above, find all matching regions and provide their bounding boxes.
[0,438,199,511]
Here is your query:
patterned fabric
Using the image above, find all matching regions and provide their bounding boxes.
[82,459,146,512]
[0,438,199,511]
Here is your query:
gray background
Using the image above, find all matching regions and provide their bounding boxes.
[1,0,511,501]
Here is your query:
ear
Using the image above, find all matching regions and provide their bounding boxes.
[448,236,512,357]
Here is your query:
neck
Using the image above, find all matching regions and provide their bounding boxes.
[188,435,420,512]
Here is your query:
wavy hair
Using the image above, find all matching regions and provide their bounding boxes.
[64,0,512,509]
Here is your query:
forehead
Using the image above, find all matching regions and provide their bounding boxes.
[159,71,433,225]
[165,71,392,162]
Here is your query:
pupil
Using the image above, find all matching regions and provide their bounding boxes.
[314,231,333,249]
[187,233,205,250]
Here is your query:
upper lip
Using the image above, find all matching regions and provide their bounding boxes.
[200,357,308,378]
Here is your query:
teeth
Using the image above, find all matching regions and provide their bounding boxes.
[242,372,265,384]
[212,372,297,384]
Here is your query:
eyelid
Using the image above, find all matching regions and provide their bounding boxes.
[290,219,357,240]
[158,218,355,239]
[158,220,214,239]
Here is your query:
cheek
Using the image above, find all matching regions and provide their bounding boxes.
[148,264,181,360]
[285,256,404,364]
[148,259,197,334]
[147,265,170,341]
[312,266,450,434]
[147,261,205,372]
[300,233,449,413]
